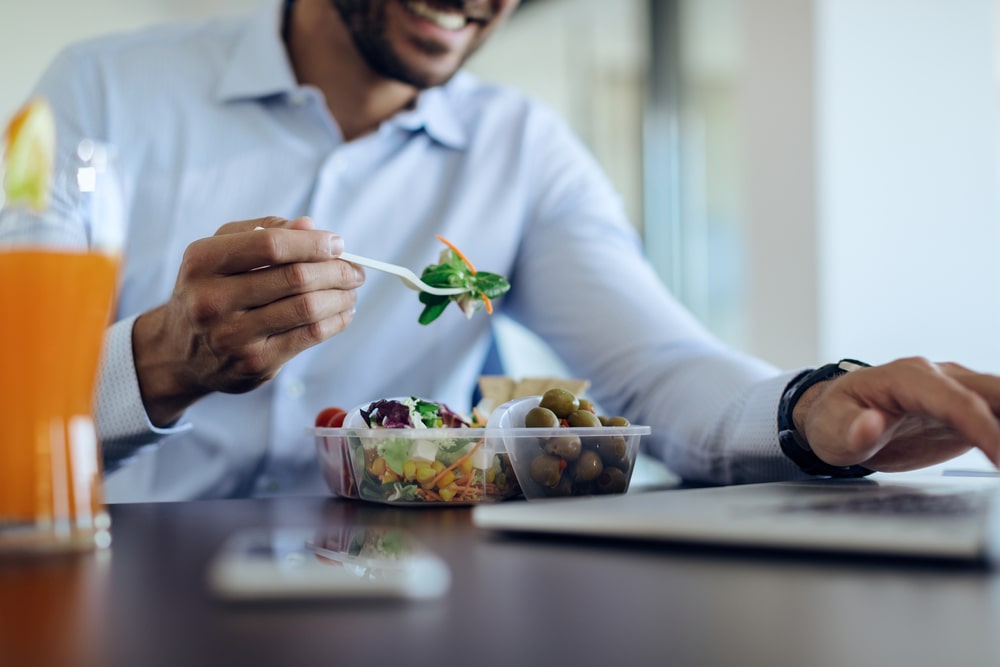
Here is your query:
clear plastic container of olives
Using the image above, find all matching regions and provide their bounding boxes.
[485,393,651,501]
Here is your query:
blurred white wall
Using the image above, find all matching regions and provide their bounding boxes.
[814,0,1000,369]
[0,0,255,121]
[685,0,1000,372]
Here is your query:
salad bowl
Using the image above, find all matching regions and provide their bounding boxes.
[313,397,522,506]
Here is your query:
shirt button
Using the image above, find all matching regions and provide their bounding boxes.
[286,379,306,399]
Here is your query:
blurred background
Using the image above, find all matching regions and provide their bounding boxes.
[2,0,999,379]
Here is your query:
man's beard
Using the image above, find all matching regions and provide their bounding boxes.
[330,0,486,89]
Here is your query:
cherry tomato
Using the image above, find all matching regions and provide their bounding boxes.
[315,406,347,428]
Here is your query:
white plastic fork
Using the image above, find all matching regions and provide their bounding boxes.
[252,227,465,296]
[338,252,466,296]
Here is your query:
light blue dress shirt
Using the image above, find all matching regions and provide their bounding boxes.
[32,0,806,501]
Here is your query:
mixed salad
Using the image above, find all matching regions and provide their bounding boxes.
[416,235,510,325]
[351,397,519,504]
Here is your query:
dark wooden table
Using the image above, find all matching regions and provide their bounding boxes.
[2,493,999,667]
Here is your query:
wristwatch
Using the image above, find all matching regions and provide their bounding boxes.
[777,359,875,478]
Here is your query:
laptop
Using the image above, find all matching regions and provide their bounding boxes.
[472,473,1000,562]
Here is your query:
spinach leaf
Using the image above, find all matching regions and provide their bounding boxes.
[416,248,511,325]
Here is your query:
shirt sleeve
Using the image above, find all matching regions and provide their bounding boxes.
[96,314,191,468]
[506,105,812,485]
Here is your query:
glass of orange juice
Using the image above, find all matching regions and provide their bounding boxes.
[0,137,123,553]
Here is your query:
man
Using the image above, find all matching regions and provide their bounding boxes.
[30,0,999,500]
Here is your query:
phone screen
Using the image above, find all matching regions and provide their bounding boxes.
[207,526,451,601]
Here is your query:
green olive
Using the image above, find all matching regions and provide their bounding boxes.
[567,409,602,428]
[593,434,628,465]
[605,416,630,427]
[539,388,579,418]
[529,454,564,488]
[543,434,582,461]
[577,398,594,413]
[569,450,603,483]
[595,467,628,494]
[525,406,559,428]
[598,415,610,426]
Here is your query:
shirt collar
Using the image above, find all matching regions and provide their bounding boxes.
[390,77,470,150]
[215,0,297,103]
[215,0,469,150]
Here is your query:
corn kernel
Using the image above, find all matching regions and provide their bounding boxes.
[438,485,457,502]
[431,460,445,472]
[458,457,474,475]
[415,464,436,484]
[382,469,399,484]
[436,470,456,489]
[403,460,417,481]
[370,457,386,477]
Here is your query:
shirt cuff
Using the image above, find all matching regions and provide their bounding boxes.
[96,313,191,465]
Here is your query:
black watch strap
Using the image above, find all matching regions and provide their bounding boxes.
[777,359,875,478]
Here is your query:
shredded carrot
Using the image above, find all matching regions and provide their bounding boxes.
[435,234,495,314]
[418,487,444,502]
[435,234,477,274]
[455,471,476,494]
[427,439,484,489]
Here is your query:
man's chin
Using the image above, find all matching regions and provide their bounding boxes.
[383,56,465,89]
[408,68,461,89]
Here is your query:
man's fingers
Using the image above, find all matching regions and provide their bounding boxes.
[220,257,364,312]
[842,361,1000,465]
[807,359,1000,469]
[184,222,343,276]
[214,215,316,236]
[845,409,888,456]
[239,286,359,339]
[940,367,1000,416]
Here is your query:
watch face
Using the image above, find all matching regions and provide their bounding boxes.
[838,359,871,373]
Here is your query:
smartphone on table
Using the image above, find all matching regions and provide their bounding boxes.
[207,526,451,601]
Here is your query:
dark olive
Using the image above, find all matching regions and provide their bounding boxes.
[525,406,559,429]
[595,467,628,494]
[529,454,564,488]
[605,416,630,427]
[567,410,602,428]
[543,475,575,497]
[539,388,579,418]
[593,434,628,464]
[543,434,582,461]
[568,450,603,483]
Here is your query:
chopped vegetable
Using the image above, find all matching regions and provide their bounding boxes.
[315,406,348,428]
[417,235,510,325]
[351,397,520,504]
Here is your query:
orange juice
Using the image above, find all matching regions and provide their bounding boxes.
[0,249,118,551]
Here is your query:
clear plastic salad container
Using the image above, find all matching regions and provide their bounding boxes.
[312,397,522,506]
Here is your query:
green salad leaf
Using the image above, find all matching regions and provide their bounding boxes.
[417,242,511,325]
[376,437,411,476]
